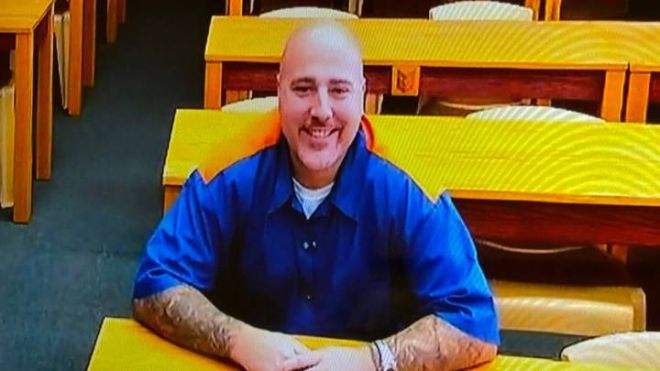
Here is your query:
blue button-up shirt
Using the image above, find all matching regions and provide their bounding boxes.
[134,128,499,344]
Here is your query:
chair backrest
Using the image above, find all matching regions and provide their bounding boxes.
[560,332,660,368]
[466,106,605,123]
[429,1,533,20]
[220,97,279,113]
[491,280,646,336]
[260,7,358,19]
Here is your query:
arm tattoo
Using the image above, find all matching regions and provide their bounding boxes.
[379,315,497,371]
[132,284,245,359]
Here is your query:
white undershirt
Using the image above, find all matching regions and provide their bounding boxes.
[292,177,334,219]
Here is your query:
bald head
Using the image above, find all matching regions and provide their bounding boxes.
[280,22,363,79]
[276,21,366,189]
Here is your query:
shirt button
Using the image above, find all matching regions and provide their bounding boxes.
[311,241,317,248]
[305,294,313,301]
[303,242,310,250]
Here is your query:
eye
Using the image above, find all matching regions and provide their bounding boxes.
[292,85,314,96]
[330,87,350,97]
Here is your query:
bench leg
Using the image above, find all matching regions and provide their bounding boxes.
[107,0,118,43]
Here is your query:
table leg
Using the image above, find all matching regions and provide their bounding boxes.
[13,33,35,223]
[36,7,54,181]
[225,90,247,105]
[107,0,118,43]
[365,94,381,114]
[610,244,629,264]
[536,98,551,106]
[204,62,222,109]
[68,0,84,115]
[119,0,126,23]
[524,0,541,20]
[83,0,96,88]
[228,0,243,15]
[625,71,650,123]
[601,70,625,122]
[545,0,562,20]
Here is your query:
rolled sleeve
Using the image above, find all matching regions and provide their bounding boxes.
[133,171,231,299]
[399,187,500,345]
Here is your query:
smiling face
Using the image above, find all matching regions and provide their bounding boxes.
[278,23,365,188]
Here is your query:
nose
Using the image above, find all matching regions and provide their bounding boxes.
[310,89,332,122]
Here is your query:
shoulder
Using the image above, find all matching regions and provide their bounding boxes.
[196,144,279,190]
[197,110,282,185]
[360,115,435,204]
[364,150,435,206]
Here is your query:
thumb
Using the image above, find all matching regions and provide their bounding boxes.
[279,352,322,371]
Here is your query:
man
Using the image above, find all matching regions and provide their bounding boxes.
[133,22,499,370]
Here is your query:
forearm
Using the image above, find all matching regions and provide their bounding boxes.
[132,284,247,360]
[373,315,497,371]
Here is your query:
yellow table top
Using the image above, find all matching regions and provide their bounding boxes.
[593,21,660,71]
[205,17,628,70]
[163,110,660,207]
[87,317,626,371]
[0,0,52,33]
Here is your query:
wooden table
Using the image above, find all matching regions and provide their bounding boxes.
[163,110,660,247]
[65,0,97,116]
[0,0,53,223]
[593,22,660,124]
[88,317,625,370]
[204,17,627,120]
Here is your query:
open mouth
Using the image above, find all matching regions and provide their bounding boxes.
[302,127,339,139]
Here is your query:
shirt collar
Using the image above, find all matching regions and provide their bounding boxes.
[268,139,295,214]
[328,128,370,221]
[267,116,375,220]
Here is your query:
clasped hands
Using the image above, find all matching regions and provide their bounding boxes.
[230,324,377,371]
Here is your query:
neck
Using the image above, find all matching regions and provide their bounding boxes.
[291,158,341,189]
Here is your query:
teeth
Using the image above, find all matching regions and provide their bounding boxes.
[308,128,332,138]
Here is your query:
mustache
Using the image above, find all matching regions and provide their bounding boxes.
[303,119,336,128]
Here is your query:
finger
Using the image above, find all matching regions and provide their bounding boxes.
[303,365,328,371]
[292,340,312,355]
[279,352,322,371]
